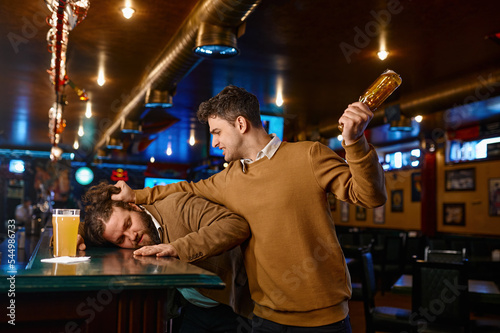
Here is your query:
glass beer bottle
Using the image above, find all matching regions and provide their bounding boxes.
[359,69,402,111]
[339,69,402,132]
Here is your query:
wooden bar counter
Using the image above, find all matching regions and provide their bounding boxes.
[0,229,224,332]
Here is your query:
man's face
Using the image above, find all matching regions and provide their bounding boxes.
[102,205,161,249]
[208,116,244,162]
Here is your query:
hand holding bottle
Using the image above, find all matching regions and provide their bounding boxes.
[339,69,402,133]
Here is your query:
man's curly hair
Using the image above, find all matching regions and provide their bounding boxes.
[197,85,263,128]
[81,181,135,246]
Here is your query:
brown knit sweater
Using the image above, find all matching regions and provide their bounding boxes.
[135,136,386,326]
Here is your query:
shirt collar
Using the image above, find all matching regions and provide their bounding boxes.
[240,134,282,172]
[141,205,163,241]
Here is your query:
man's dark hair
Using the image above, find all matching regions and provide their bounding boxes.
[197,85,263,128]
[81,181,135,246]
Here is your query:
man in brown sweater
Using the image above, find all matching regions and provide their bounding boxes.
[114,85,386,332]
[80,182,253,332]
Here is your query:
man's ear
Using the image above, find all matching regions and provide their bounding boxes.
[235,116,249,133]
[128,203,142,211]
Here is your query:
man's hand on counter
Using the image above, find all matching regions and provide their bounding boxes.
[133,244,179,257]
[77,234,86,251]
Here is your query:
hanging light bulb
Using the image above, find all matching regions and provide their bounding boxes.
[150,156,155,163]
[189,129,196,146]
[121,0,135,19]
[78,124,84,137]
[97,68,105,86]
[377,49,389,60]
[73,140,79,150]
[415,115,423,123]
[85,101,92,118]
[166,142,172,156]
[276,76,284,107]
[121,6,135,19]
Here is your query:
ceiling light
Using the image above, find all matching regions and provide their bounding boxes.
[145,88,173,108]
[97,68,105,86]
[50,146,63,161]
[194,22,239,59]
[106,137,123,150]
[73,140,79,150]
[389,115,413,132]
[85,101,92,118]
[189,129,196,146]
[121,6,135,19]
[377,50,389,60]
[415,115,423,123]
[96,148,110,160]
[78,124,84,137]
[121,119,142,134]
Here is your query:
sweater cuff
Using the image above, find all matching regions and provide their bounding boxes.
[169,239,203,262]
[342,135,370,160]
[134,189,148,204]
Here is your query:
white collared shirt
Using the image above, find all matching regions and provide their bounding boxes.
[240,133,282,172]
[142,206,163,243]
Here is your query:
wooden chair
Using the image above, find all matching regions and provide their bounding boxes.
[359,249,412,333]
[411,260,469,332]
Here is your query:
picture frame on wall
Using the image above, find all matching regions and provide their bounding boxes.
[443,203,466,226]
[445,168,475,191]
[391,189,404,212]
[373,205,385,224]
[488,178,500,216]
[355,206,366,221]
[340,201,349,222]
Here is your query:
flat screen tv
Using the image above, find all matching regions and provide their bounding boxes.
[144,177,184,188]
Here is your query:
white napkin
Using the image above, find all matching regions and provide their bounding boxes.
[41,256,91,264]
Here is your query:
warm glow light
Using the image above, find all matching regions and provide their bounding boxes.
[150,156,155,163]
[78,124,84,137]
[121,6,135,19]
[337,134,343,142]
[276,76,284,107]
[223,162,229,168]
[85,101,92,118]
[415,115,423,123]
[73,140,79,150]
[166,143,172,156]
[98,53,106,86]
[377,50,389,60]
[97,69,105,86]
[189,129,196,146]
[378,30,389,61]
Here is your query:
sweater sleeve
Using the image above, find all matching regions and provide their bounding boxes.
[312,135,387,208]
[135,167,230,205]
[155,193,250,263]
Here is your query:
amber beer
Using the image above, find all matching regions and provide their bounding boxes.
[339,69,402,132]
[359,69,402,111]
[52,209,80,257]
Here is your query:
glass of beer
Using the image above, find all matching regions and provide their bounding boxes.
[52,209,80,257]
